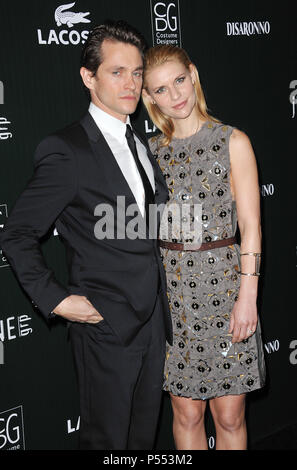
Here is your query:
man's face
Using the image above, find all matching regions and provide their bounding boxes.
[85,40,143,122]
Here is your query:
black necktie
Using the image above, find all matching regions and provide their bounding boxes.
[125,124,155,226]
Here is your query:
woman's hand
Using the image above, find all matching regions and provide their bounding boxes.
[229,297,258,343]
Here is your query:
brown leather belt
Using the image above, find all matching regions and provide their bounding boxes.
[159,236,237,252]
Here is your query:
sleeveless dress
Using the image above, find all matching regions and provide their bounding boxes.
[149,121,266,400]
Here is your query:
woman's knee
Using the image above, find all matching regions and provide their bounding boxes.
[217,413,245,432]
[212,408,245,432]
[171,396,206,429]
[210,396,246,432]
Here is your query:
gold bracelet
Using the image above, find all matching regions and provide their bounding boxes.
[240,252,261,276]
[240,252,261,256]
[239,271,260,276]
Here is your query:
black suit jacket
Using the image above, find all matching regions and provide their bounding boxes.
[0,112,173,346]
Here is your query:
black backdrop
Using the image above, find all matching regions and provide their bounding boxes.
[0,0,296,451]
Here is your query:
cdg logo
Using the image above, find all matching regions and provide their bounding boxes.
[0,412,21,449]
[153,2,178,32]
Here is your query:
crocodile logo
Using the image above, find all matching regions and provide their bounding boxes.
[54,2,90,28]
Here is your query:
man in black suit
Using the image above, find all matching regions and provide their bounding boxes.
[0,20,172,450]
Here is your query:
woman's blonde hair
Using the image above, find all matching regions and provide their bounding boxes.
[142,45,219,146]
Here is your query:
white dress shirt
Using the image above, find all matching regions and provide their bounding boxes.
[88,102,155,217]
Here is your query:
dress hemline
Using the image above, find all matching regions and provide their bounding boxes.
[163,382,265,401]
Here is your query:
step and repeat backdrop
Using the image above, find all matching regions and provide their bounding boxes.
[0,0,296,450]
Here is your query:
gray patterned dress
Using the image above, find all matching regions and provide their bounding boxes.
[149,121,266,400]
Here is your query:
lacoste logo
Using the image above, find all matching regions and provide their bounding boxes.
[54,2,90,28]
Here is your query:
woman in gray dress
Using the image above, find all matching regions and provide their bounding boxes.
[142,45,266,450]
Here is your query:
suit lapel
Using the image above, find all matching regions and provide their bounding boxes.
[80,112,137,208]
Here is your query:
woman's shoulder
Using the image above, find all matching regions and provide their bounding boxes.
[229,127,251,148]
[208,121,253,149]
[211,120,250,140]
[208,120,235,135]
[148,132,163,155]
[228,126,255,165]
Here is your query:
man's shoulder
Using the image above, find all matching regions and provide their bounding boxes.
[37,117,89,154]
[51,118,88,145]
[55,120,82,138]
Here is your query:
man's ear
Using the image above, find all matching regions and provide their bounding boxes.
[142,88,155,105]
[80,67,95,91]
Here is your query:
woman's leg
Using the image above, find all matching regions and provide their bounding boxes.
[209,394,247,450]
[170,393,208,450]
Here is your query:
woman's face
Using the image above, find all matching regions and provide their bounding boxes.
[143,59,196,121]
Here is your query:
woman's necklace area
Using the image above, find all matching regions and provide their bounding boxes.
[174,120,201,152]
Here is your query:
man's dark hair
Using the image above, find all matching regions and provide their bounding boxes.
[80,19,148,76]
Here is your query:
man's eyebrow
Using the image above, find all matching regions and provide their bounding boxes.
[109,65,144,71]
